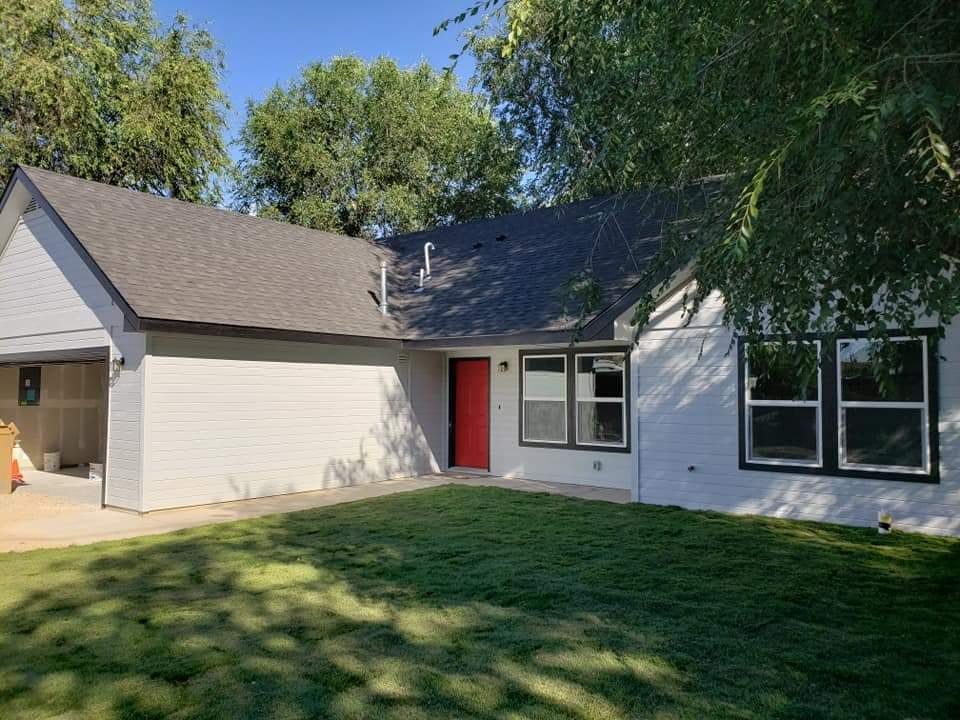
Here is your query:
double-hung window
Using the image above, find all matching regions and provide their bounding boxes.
[739,333,937,482]
[838,337,930,473]
[576,353,627,448]
[521,355,567,443]
[520,347,630,452]
[744,342,822,466]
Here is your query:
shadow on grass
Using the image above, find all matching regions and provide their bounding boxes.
[0,486,958,719]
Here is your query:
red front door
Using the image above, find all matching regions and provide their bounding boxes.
[452,358,490,469]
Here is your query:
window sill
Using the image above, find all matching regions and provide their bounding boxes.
[739,460,939,484]
[520,440,631,454]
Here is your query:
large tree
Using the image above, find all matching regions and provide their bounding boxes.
[235,56,521,238]
[452,0,960,366]
[0,0,229,203]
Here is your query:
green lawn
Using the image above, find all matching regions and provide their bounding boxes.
[0,487,958,719]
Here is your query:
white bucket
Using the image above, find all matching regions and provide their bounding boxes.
[89,463,104,483]
[43,451,61,473]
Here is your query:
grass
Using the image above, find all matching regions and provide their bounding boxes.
[0,486,958,719]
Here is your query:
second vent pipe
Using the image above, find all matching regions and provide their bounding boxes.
[380,260,389,316]
[424,242,435,278]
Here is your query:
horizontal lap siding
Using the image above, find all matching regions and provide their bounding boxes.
[105,330,145,509]
[408,350,446,470]
[634,287,960,536]
[0,211,111,353]
[0,208,144,510]
[142,334,438,510]
[446,347,633,489]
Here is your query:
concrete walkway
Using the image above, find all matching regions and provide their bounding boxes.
[0,473,628,553]
[17,466,102,506]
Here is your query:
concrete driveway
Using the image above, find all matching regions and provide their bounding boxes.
[17,466,102,506]
[0,473,628,552]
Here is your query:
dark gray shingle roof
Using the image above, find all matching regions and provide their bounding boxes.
[21,166,400,339]
[385,193,678,340]
[16,166,694,342]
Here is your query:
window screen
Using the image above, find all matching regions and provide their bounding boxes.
[744,343,821,466]
[839,338,928,472]
[575,354,626,447]
[522,355,567,443]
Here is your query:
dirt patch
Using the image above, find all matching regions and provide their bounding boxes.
[0,491,93,552]
[0,489,83,522]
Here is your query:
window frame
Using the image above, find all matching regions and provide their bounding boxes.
[737,330,939,484]
[520,353,568,444]
[518,346,631,454]
[836,336,930,475]
[743,341,823,469]
[575,352,628,449]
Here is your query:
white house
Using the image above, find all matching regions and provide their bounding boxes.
[1,166,957,535]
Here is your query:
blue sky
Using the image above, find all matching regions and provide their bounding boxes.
[152,1,478,164]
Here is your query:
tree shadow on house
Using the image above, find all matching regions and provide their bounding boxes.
[320,371,441,492]
[630,313,960,532]
[0,486,957,720]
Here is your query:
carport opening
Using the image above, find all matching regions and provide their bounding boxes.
[1,360,108,507]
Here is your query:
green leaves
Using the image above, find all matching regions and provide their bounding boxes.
[915,110,957,182]
[0,0,229,202]
[235,56,522,239]
[464,0,960,364]
[726,144,790,256]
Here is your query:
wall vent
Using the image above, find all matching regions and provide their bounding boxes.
[397,352,410,365]
[23,197,38,214]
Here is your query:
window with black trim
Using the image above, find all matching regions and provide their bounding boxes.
[519,347,631,453]
[738,333,938,483]
[838,337,929,473]
[744,342,821,466]
[576,353,626,447]
[522,354,567,443]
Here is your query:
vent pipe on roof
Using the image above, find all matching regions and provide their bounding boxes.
[424,242,435,279]
[379,260,389,316]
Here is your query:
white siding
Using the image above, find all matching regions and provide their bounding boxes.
[141,334,438,511]
[629,283,960,536]
[408,350,446,469]
[104,329,145,510]
[446,347,633,489]
[0,209,111,354]
[0,206,145,511]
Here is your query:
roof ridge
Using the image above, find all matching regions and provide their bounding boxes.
[381,191,640,245]
[17,164,384,255]
[382,175,727,246]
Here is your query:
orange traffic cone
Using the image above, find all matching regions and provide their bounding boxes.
[11,458,22,484]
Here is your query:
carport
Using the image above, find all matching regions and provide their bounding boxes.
[0,347,109,506]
